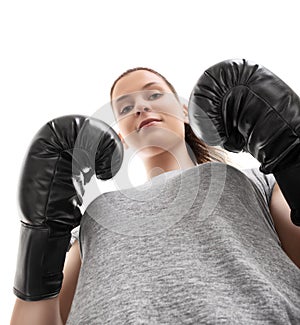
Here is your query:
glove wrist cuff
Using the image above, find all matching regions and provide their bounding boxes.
[13,223,71,301]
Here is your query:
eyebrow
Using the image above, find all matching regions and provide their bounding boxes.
[115,82,161,103]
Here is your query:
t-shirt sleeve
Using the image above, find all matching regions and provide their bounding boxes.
[67,225,80,252]
[241,167,277,207]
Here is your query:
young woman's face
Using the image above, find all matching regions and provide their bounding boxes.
[111,70,188,158]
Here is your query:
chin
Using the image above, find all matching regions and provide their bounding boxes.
[137,147,167,159]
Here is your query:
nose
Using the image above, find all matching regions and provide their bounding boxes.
[134,101,152,115]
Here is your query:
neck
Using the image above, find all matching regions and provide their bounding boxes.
[142,142,197,180]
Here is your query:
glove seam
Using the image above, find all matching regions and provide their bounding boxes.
[223,84,300,140]
[44,121,88,224]
[246,85,299,138]
[42,152,62,225]
[13,286,60,301]
[20,221,49,230]
[220,84,300,155]
[244,86,300,169]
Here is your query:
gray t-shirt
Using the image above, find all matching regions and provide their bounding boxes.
[66,162,300,325]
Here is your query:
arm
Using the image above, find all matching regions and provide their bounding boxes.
[188,58,300,226]
[269,182,300,269]
[10,297,63,325]
[59,240,82,324]
[10,240,82,325]
[11,115,122,324]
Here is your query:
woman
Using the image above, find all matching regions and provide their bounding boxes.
[11,67,300,324]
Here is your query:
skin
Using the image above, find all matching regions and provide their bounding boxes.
[110,70,300,271]
[111,70,196,180]
[11,70,300,325]
[110,70,300,269]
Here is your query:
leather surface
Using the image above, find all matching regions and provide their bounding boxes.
[188,59,300,225]
[14,115,124,300]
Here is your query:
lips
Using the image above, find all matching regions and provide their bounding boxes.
[138,118,162,131]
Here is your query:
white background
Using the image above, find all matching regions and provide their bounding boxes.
[1,0,300,323]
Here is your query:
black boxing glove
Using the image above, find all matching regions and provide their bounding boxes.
[188,59,300,226]
[14,115,123,301]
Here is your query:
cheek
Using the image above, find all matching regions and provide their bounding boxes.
[159,102,185,133]
[117,114,136,135]
[155,95,184,121]
[166,115,185,135]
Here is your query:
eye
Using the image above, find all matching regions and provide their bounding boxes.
[120,105,133,115]
[149,92,163,100]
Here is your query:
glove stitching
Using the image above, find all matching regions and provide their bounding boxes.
[220,84,300,141]
[247,85,299,136]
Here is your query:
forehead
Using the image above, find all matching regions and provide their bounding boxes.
[112,70,170,100]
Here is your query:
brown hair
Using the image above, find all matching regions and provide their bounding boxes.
[110,67,228,165]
